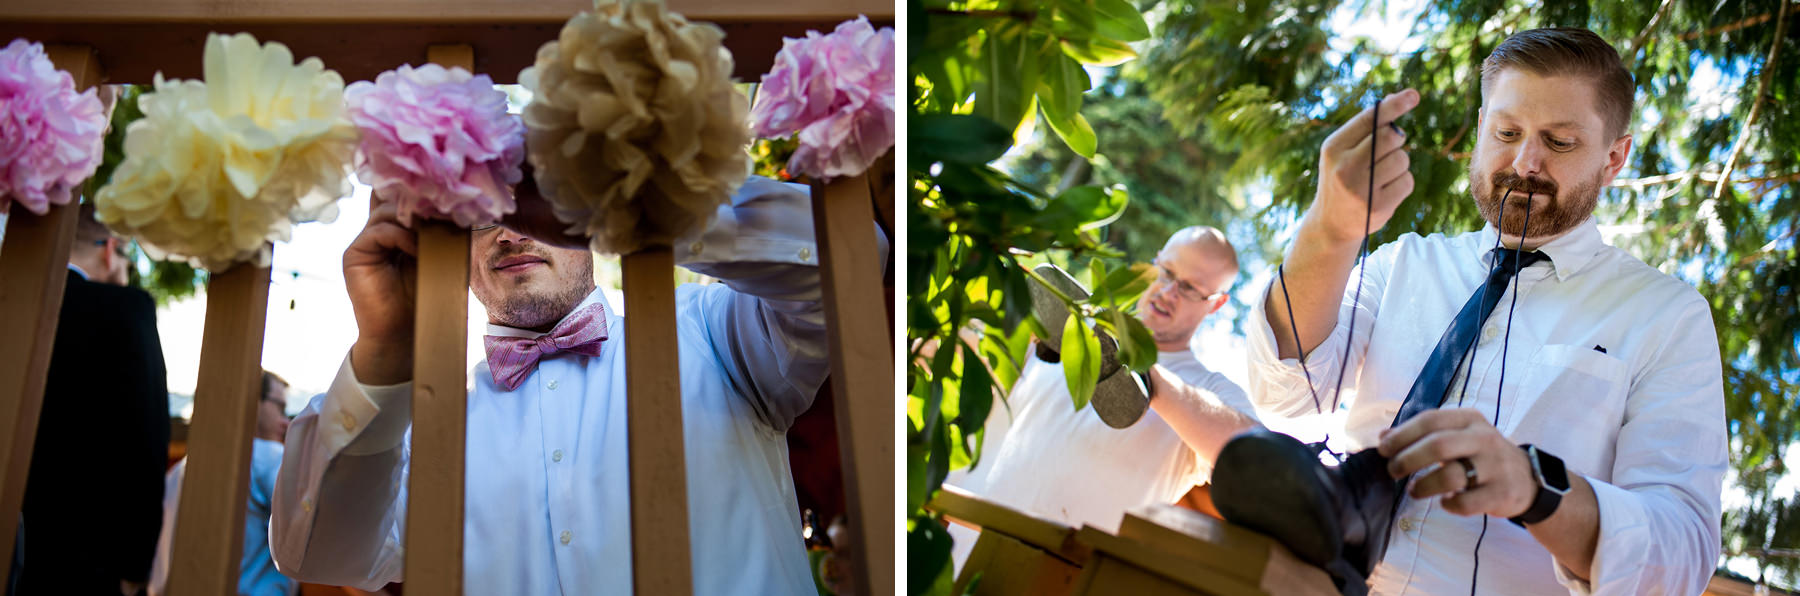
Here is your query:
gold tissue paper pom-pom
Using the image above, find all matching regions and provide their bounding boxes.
[520,0,753,255]
[95,32,357,271]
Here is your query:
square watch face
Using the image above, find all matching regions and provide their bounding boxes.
[1536,448,1572,493]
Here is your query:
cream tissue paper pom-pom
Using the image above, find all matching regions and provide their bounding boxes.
[520,0,752,255]
[95,32,357,271]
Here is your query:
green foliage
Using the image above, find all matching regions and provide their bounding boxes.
[1007,0,1799,586]
[907,0,1156,592]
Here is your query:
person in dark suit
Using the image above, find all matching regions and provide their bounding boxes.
[13,203,169,596]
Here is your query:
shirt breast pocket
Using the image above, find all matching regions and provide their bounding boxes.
[1504,344,1629,476]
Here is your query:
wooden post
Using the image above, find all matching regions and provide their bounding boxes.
[810,173,895,596]
[399,41,475,596]
[0,43,100,570]
[621,248,692,595]
[168,260,274,596]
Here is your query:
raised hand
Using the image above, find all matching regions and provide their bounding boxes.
[344,199,419,385]
[1308,88,1419,243]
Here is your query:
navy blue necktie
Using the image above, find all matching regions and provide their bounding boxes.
[1389,247,1551,428]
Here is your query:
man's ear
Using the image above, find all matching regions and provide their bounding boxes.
[1604,134,1633,182]
[1208,292,1230,316]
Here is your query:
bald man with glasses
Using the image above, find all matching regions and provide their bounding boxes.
[945,226,1263,569]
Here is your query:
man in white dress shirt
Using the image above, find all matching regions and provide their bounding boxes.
[948,226,1262,566]
[269,176,878,595]
[1247,28,1723,594]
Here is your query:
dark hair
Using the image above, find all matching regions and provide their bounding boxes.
[1480,27,1635,139]
[261,371,289,402]
[72,203,115,250]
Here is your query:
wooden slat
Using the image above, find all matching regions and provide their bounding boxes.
[622,248,692,595]
[398,44,475,596]
[0,0,892,23]
[955,531,1083,596]
[168,261,274,596]
[927,485,1089,565]
[1071,527,1265,596]
[0,43,99,571]
[810,173,896,596]
[0,20,879,85]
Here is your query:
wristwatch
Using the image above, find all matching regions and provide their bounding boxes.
[1509,444,1570,527]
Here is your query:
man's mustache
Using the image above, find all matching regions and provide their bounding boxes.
[1492,171,1558,197]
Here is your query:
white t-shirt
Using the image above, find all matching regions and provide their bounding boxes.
[947,347,1255,568]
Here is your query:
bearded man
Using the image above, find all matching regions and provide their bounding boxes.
[1242,27,1724,595]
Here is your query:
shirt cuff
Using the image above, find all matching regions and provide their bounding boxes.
[322,352,414,457]
[1551,477,1648,595]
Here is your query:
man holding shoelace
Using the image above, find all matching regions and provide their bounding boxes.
[1239,28,1724,595]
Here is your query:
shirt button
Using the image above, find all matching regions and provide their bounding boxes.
[338,411,356,432]
[302,498,313,513]
[1480,324,1500,344]
[689,241,704,255]
[1398,518,1417,532]
[797,247,811,261]
[552,449,563,463]
[560,530,572,545]
[547,379,559,390]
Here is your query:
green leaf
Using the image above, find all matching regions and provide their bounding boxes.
[912,114,1013,165]
[1092,0,1150,42]
[1039,185,1128,231]
[1038,51,1090,124]
[907,518,955,596]
[1100,262,1156,305]
[1040,104,1097,159]
[1119,310,1159,372]
[973,25,1040,135]
[1061,37,1137,67]
[956,343,994,443]
[1061,313,1101,411]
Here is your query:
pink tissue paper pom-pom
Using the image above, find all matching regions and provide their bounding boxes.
[0,38,107,215]
[344,63,524,228]
[749,16,895,181]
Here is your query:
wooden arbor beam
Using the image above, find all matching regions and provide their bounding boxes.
[0,1,893,85]
[0,43,101,574]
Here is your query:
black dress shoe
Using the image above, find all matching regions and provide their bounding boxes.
[1210,430,1398,594]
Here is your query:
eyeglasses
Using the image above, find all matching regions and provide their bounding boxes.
[1154,262,1222,303]
[471,223,499,232]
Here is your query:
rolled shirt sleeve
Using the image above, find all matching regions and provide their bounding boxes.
[1552,295,1725,596]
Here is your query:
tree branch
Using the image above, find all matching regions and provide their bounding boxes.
[1612,169,1799,188]
[1678,3,1799,41]
[1627,0,1678,67]
[1713,0,1789,200]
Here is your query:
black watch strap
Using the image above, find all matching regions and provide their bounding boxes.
[1509,444,1568,527]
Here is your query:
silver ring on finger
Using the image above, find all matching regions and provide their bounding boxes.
[1457,456,1479,489]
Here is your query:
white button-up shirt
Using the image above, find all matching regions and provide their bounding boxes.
[1245,218,1725,595]
[948,348,1257,567]
[270,177,879,595]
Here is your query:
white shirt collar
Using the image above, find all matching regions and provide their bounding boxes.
[482,287,612,340]
[67,263,89,280]
[1476,215,1605,282]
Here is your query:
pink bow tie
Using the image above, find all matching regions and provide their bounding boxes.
[483,302,610,391]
